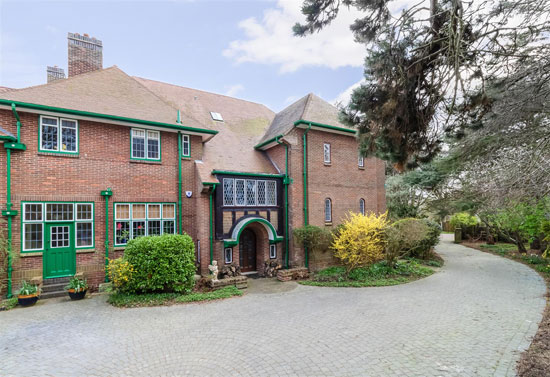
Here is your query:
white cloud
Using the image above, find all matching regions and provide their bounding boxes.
[331,79,364,107]
[225,84,244,97]
[223,0,367,73]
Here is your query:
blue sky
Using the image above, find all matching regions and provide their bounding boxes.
[0,0,368,111]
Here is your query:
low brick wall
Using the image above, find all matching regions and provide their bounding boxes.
[208,276,247,290]
[277,268,309,282]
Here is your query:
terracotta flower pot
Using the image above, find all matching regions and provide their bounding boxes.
[18,294,39,307]
[68,289,87,300]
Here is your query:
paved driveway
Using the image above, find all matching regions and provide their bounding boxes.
[0,235,546,377]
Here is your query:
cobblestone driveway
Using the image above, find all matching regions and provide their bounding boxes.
[0,235,546,377]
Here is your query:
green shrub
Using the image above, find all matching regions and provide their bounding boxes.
[450,212,479,229]
[420,219,442,253]
[117,234,196,294]
[293,225,333,252]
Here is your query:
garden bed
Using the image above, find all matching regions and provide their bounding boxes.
[107,286,243,308]
[299,258,440,288]
[0,297,18,311]
[463,241,550,377]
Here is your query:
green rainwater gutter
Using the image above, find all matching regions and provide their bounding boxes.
[100,188,113,282]
[204,182,219,264]
[177,132,183,234]
[294,119,356,135]
[303,123,312,268]
[0,99,218,136]
[211,170,283,178]
[11,103,21,143]
[275,135,290,269]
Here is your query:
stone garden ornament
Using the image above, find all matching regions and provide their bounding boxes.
[208,260,219,282]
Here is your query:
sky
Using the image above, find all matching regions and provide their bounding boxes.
[0,0,370,112]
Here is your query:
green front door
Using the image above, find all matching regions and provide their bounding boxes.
[44,223,76,278]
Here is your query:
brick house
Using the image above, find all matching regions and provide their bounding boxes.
[0,33,385,295]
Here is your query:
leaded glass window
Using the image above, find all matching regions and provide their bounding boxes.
[324,143,331,164]
[24,203,43,221]
[257,180,266,206]
[40,116,78,153]
[163,220,175,234]
[223,178,234,206]
[147,220,161,236]
[76,204,92,220]
[61,119,77,152]
[116,221,130,245]
[76,222,93,247]
[163,204,175,219]
[266,181,277,206]
[235,179,245,206]
[133,221,146,238]
[132,129,160,160]
[325,198,332,222]
[358,155,364,168]
[359,198,365,215]
[246,179,257,206]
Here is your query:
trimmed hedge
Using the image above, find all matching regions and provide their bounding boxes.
[111,234,196,294]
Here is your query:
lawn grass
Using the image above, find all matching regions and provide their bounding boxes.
[0,297,18,311]
[299,259,435,288]
[478,242,519,255]
[108,286,242,308]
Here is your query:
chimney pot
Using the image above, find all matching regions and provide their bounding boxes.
[67,32,103,77]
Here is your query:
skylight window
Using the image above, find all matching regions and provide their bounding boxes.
[210,112,223,122]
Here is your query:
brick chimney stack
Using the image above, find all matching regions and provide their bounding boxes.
[46,65,66,83]
[67,32,102,77]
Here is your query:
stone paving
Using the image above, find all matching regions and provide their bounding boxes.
[0,235,546,377]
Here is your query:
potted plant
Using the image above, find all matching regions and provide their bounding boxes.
[17,280,40,307]
[65,275,88,300]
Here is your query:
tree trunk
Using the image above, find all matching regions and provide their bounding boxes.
[515,232,527,253]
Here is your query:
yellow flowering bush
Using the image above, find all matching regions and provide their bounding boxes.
[108,258,135,292]
[331,212,388,273]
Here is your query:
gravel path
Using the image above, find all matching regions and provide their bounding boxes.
[0,234,546,376]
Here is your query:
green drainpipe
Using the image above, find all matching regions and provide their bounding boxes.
[207,183,218,264]
[177,132,183,234]
[101,188,113,282]
[303,123,312,268]
[11,103,21,143]
[275,136,290,269]
[5,148,13,298]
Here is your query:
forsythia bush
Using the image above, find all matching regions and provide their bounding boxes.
[332,212,388,272]
[109,234,196,294]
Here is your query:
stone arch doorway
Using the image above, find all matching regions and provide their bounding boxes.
[239,228,257,272]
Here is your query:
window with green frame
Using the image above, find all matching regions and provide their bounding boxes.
[39,115,78,153]
[114,203,176,246]
[181,134,190,157]
[21,202,94,252]
[131,128,160,160]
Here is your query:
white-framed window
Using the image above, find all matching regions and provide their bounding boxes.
[222,178,277,207]
[131,128,160,160]
[39,116,78,153]
[21,202,94,252]
[224,247,233,264]
[323,143,331,164]
[324,198,332,223]
[114,202,176,246]
[358,155,364,168]
[269,244,277,259]
[182,134,190,157]
[359,198,366,215]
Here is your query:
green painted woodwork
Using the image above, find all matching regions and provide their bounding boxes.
[11,103,21,143]
[129,128,162,162]
[223,217,283,248]
[37,115,80,155]
[212,170,284,178]
[294,119,356,135]
[0,99,218,136]
[275,136,291,269]
[101,189,112,282]
[303,123,312,268]
[43,222,76,279]
[181,134,191,158]
[3,142,26,151]
[178,132,183,235]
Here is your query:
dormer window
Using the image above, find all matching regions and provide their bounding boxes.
[210,112,223,122]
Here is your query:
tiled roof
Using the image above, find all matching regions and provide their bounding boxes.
[0,87,13,93]
[134,77,278,182]
[258,93,354,145]
[0,66,205,130]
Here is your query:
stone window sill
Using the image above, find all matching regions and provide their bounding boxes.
[325,222,333,226]
[324,163,332,166]
[130,159,162,165]
[358,166,365,170]
[76,249,95,254]
[38,152,79,158]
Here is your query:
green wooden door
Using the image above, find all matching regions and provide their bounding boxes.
[44,223,76,278]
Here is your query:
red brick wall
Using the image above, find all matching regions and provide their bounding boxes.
[0,109,201,291]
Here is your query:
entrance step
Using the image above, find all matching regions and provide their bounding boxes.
[40,277,70,299]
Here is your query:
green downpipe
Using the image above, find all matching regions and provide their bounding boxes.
[275,136,290,269]
[11,103,21,143]
[208,183,218,264]
[178,132,183,234]
[104,194,109,282]
[6,148,12,298]
[101,188,112,283]
[303,123,312,268]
